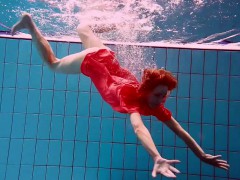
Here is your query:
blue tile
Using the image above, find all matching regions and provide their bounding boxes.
[5,39,18,63]
[176,98,189,122]
[202,124,214,150]
[215,125,228,151]
[34,140,49,165]
[24,114,38,138]
[18,40,31,64]
[37,114,51,139]
[47,140,61,166]
[177,74,190,98]
[188,149,201,174]
[52,91,65,115]
[85,168,98,180]
[67,75,80,91]
[28,65,42,89]
[14,89,28,113]
[215,100,228,125]
[99,143,112,168]
[192,50,204,74]
[112,143,124,168]
[77,92,90,116]
[111,169,123,180]
[136,171,149,180]
[175,148,187,174]
[163,124,175,146]
[98,168,110,180]
[155,48,167,68]
[0,165,6,180]
[16,64,30,88]
[100,118,113,142]
[61,141,74,166]
[0,63,3,85]
[202,99,215,124]
[65,91,78,116]
[124,170,135,180]
[166,49,179,73]
[79,75,91,92]
[69,42,82,54]
[0,39,6,62]
[204,51,217,74]
[203,75,216,99]
[217,51,230,75]
[46,166,59,180]
[54,73,67,90]
[27,89,40,113]
[59,167,72,180]
[137,146,149,170]
[124,144,137,169]
[8,139,23,165]
[86,142,99,168]
[179,49,191,73]
[102,101,114,118]
[50,115,63,139]
[75,117,88,141]
[216,76,229,100]
[11,113,25,138]
[231,52,240,75]
[229,152,240,179]
[72,167,85,180]
[88,117,101,141]
[3,63,17,87]
[230,76,240,101]
[5,165,20,180]
[32,166,46,180]
[229,101,240,125]
[41,66,54,89]
[74,141,87,166]
[63,116,76,140]
[56,42,69,58]
[0,113,12,137]
[90,93,102,116]
[113,118,125,143]
[229,126,240,151]
[189,99,202,123]
[0,138,10,164]
[40,90,53,114]
[21,139,36,165]
[31,43,43,65]
[19,165,33,180]
[190,74,203,98]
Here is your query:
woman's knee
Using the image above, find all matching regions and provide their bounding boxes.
[77,24,92,36]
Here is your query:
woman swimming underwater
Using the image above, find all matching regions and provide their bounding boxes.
[12,13,229,178]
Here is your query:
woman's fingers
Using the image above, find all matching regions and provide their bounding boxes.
[167,160,181,164]
[169,166,180,174]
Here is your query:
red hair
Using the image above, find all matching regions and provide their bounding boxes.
[138,68,178,94]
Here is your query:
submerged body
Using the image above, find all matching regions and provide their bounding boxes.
[11,13,230,179]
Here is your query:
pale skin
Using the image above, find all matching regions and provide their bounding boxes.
[12,13,230,178]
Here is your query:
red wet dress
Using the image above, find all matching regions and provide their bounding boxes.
[80,49,172,122]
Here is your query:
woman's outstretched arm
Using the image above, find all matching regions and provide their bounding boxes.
[130,113,180,178]
[164,116,230,170]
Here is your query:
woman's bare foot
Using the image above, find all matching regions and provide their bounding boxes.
[11,13,34,35]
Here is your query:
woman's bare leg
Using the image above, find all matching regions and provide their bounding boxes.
[11,13,98,74]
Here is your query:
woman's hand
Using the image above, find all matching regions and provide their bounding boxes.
[152,157,180,178]
[201,154,230,170]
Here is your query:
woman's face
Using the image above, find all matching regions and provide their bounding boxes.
[147,85,169,108]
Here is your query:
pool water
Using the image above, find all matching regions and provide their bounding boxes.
[0,36,240,179]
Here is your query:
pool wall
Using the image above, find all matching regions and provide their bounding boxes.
[0,36,240,180]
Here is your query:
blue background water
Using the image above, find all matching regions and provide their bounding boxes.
[0,37,240,179]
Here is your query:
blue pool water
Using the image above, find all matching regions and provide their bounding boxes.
[0,36,240,180]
